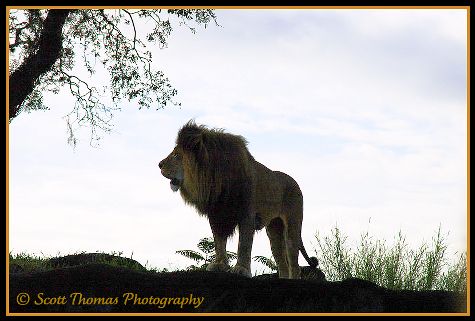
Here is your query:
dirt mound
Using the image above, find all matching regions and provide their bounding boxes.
[48,252,146,271]
[9,262,466,313]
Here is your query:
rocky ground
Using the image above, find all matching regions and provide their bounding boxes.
[9,253,467,313]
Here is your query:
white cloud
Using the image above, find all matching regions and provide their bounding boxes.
[9,9,467,272]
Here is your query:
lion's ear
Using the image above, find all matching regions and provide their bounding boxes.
[177,122,209,163]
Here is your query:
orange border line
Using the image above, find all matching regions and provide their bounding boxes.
[466,6,471,317]
[5,6,472,10]
[6,6,10,317]
[5,312,472,317]
[5,6,471,317]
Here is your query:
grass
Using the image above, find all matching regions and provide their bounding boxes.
[314,226,467,293]
[9,252,54,273]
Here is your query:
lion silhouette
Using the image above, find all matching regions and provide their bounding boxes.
[159,120,317,278]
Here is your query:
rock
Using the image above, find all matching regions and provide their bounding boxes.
[9,263,24,274]
[253,265,326,282]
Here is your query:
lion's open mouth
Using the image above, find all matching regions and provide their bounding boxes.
[170,178,181,192]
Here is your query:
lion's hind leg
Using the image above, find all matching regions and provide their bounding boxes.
[284,208,303,279]
[266,218,290,278]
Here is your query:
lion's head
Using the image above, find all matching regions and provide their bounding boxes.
[159,120,253,236]
[158,145,184,192]
[159,120,216,193]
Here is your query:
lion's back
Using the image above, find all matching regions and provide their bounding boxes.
[252,160,302,219]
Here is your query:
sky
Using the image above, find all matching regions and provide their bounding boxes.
[9,9,468,274]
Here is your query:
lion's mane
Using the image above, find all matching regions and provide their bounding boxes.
[176,121,255,238]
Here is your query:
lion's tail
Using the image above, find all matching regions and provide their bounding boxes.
[300,243,319,269]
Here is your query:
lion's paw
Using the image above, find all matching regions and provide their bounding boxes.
[206,262,230,272]
[231,265,252,278]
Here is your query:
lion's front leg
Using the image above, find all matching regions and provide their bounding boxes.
[206,232,231,273]
[231,215,255,278]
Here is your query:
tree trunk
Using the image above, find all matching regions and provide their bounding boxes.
[9,9,70,121]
